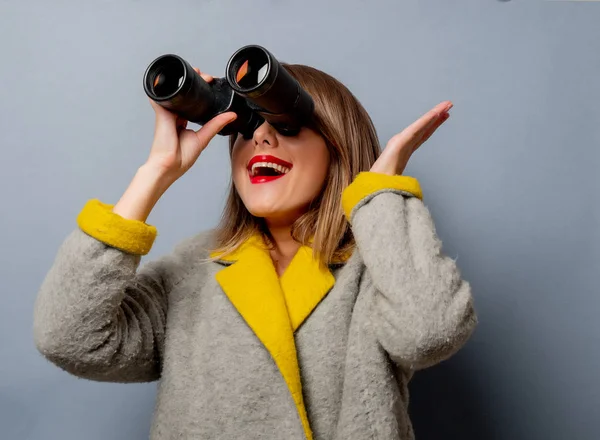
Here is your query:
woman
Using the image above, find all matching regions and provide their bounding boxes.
[33,63,477,439]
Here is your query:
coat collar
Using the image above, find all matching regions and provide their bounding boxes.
[209,235,338,440]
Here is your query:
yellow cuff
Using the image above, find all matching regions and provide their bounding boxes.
[341,172,423,220]
[76,199,157,255]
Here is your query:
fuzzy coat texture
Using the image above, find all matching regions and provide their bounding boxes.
[33,172,477,439]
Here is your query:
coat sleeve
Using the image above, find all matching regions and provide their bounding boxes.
[342,172,477,371]
[33,199,181,383]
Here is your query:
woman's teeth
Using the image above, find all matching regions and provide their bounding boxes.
[250,162,291,177]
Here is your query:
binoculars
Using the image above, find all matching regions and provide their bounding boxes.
[143,45,314,139]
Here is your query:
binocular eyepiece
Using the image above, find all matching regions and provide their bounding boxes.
[143,45,314,138]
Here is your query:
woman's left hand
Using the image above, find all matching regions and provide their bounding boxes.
[370,101,453,176]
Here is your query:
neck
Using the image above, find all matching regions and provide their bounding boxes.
[265,221,301,276]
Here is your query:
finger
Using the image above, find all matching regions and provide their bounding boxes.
[418,111,450,145]
[149,98,178,126]
[434,100,453,115]
[149,97,166,114]
[389,113,438,150]
[411,102,448,129]
[175,116,188,127]
[394,114,436,146]
[386,105,451,156]
[193,67,214,83]
[200,72,214,82]
[402,101,453,141]
[194,112,237,146]
[175,117,188,134]
[420,106,451,137]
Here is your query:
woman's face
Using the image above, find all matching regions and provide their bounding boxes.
[231,121,330,226]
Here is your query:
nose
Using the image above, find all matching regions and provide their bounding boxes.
[252,121,278,148]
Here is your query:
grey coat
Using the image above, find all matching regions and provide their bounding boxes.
[33,183,477,439]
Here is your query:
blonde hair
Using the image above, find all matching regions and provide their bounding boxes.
[211,64,380,265]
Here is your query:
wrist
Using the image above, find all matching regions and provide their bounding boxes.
[139,162,178,188]
[112,164,174,222]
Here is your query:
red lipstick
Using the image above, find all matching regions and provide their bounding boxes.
[247,155,293,184]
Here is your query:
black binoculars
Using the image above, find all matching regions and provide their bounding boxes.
[143,45,314,139]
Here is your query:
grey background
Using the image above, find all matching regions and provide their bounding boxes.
[1,0,598,439]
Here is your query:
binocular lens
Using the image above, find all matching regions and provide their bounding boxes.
[152,72,184,97]
[146,57,185,99]
[235,58,269,89]
[228,46,272,92]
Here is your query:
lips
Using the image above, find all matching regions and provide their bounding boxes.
[247,154,293,184]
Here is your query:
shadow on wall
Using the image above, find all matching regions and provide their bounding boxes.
[408,355,495,440]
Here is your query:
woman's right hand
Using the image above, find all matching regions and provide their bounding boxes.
[112,68,236,223]
[146,68,237,183]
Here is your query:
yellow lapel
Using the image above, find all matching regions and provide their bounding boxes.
[211,235,335,440]
[280,246,335,332]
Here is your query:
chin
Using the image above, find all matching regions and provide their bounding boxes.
[245,202,284,219]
